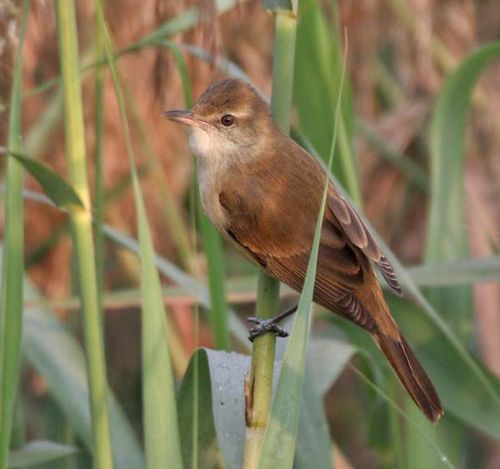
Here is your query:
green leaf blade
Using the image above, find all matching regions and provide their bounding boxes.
[415,42,500,466]
[427,43,500,265]
[95,5,184,467]
[426,42,500,321]
[8,441,78,469]
[0,150,84,211]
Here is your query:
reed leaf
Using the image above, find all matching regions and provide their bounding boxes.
[0,149,83,211]
[408,41,500,468]
[8,441,77,468]
[426,42,500,323]
[95,4,183,467]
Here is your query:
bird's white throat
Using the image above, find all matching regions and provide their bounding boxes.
[189,127,233,230]
[188,126,239,164]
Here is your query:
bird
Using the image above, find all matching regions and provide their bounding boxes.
[163,78,443,423]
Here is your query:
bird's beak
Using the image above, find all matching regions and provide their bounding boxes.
[161,110,208,129]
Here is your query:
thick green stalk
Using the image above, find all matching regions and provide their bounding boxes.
[243,6,298,468]
[0,3,28,467]
[55,2,113,468]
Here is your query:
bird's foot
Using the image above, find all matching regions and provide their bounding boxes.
[247,317,289,342]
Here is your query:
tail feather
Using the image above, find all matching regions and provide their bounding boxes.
[375,331,444,423]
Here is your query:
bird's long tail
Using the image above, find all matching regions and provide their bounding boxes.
[375,331,444,423]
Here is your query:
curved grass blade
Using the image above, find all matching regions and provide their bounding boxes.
[177,349,240,468]
[412,43,500,463]
[0,3,29,466]
[20,0,246,103]
[95,4,183,467]
[407,256,500,286]
[349,363,455,469]
[129,0,246,51]
[0,149,83,211]
[8,441,77,468]
[426,42,500,322]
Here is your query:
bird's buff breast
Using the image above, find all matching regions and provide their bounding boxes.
[189,127,240,231]
[197,164,228,231]
[193,152,231,232]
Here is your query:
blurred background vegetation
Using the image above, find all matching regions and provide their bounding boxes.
[1,0,500,468]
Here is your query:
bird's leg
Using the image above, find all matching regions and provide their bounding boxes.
[247,304,298,342]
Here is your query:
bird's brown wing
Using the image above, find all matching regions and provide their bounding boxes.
[327,190,403,296]
[219,174,381,332]
[264,244,378,332]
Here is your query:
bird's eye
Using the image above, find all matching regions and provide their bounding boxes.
[220,114,235,127]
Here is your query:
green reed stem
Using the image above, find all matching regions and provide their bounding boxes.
[55,2,113,467]
[0,3,29,467]
[95,2,183,466]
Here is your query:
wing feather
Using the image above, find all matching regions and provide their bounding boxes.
[265,250,377,332]
[327,191,403,296]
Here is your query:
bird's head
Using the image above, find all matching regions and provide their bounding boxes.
[163,78,276,165]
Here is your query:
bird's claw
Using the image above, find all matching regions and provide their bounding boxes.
[247,317,289,342]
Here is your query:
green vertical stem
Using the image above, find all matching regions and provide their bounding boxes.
[0,3,28,467]
[243,6,298,468]
[55,2,113,468]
